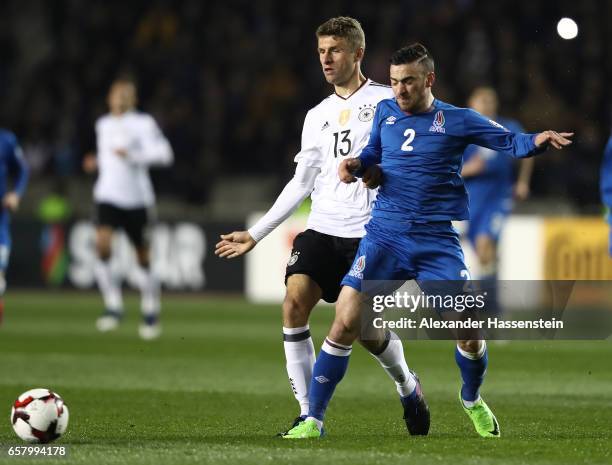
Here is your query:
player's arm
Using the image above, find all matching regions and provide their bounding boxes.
[3,135,28,212]
[123,116,174,166]
[600,134,612,208]
[339,105,383,185]
[463,109,573,158]
[216,109,322,259]
[514,157,534,200]
[215,161,319,259]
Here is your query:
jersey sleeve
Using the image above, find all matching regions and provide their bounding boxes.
[247,161,319,242]
[463,109,544,159]
[355,103,384,175]
[293,109,324,168]
[127,116,174,166]
[600,134,612,206]
[5,133,28,196]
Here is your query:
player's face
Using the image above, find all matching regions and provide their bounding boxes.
[318,36,361,86]
[390,63,435,113]
[107,82,137,114]
[469,89,498,118]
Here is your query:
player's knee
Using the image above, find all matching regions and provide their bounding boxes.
[457,339,483,354]
[95,237,112,260]
[282,295,312,327]
[136,248,150,268]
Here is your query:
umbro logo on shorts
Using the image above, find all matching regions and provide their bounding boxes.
[315,375,330,383]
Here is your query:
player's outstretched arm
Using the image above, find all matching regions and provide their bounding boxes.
[215,231,257,259]
[534,131,574,150]
[216,161,320,260]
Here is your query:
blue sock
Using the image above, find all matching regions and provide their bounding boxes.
[307,339,351,421]
[481,271,499,315]
[455,344,488,402]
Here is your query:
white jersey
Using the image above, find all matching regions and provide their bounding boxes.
[295,79,394,238]
[93,111,173,208]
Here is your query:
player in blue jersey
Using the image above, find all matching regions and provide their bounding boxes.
[461,87,534,311]
[0,129,28,325]
[283,43,572,439]
[600,130,612,254]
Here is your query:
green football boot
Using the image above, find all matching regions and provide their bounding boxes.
[460,391,500,438]
[281,418,323,439]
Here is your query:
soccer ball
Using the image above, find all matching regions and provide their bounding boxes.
[11,388,69,443]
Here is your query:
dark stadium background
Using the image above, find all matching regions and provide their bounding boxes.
[0,0,609,290]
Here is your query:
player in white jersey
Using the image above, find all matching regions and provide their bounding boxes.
[215,17,429,436]
[83,78,173,340]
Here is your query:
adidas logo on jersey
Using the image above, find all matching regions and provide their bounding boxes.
[321,121,330,130]
[385,116,396,125]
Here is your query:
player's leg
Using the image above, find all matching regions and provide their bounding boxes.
[334,233,425,426]
[280,273,321,429]
[0,216,11,325]
[416,223,499,438]
[127,208,160,340]
[94,204,124,331]
[285,236,428,438]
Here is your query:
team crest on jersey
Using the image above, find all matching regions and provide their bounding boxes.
[358,104,375,122]
[287,251,300,267]
[348,255,366,280]
[385,116,396,125]
[429,110,446,133]
[338,109,351,126]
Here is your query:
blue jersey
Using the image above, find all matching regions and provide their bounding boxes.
[357,98,542,226]
[463,117,524,204]
[0,129,28,199]
[600,132,612,207]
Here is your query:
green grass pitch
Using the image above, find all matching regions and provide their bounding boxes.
[0,292,610,464]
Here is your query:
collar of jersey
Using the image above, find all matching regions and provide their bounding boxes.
[333,78,370,101]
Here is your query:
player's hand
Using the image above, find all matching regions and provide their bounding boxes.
[215,231,257,259]
[534,131,574,149]
[362,164,383,189]
[2,192,20,212]
[82,153,98,173]
[115,148,129,158]
[513,181,530,201]
[338,158,361,183]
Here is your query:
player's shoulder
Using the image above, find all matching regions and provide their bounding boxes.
[364,80,394,100]
[0,128,17,144]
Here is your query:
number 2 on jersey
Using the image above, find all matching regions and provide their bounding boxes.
[401,128,416,152]
[333,130,352,157]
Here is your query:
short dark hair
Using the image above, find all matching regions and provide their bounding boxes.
[390,43,434,73]
[316,16,365,51]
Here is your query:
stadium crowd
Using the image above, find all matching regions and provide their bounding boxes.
[0,0,608,208]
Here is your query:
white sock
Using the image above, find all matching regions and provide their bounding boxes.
[305,416,323,430]
[372,331,417,397]
[94,260,123,312]
[134,266,160,322]
[283,325,316,417]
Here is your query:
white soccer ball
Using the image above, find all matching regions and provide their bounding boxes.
[10,388,69,443]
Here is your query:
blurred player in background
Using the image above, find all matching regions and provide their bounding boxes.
[600,129,612,254]
[215,17,429,436]
[461,87,534,311]
[283,43,573,439]
[0,129,28,325]
[83,77,173,340]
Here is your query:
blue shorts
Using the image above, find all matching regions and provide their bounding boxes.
[341,220,469,294]
[0,212,11,270]
[466,198,512,246]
